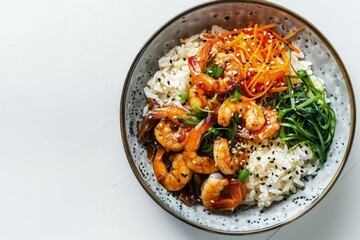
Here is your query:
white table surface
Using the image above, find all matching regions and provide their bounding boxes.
[0,0,359,239]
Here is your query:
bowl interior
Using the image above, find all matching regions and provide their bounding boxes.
[121,0,354,234]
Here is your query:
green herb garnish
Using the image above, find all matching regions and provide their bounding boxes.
[178,93,189,101]
[271,70,336,167]
[204,60,224,78]
[177,117,201,126]
[238,168,250,182]
[177,105,212,126]
[230,89,242,102]
[199,114,239,154]
[192,105,213,113]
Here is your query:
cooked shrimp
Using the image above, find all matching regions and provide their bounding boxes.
[189,84,218,111]
[213,137,245,175]
[183,114,219,174]
[154,119,190,152]
[217,99,280,140]
[153,146,192,191]
[238,106,280,141]
[189,83,209,109]
[218,99,265,130]
[188,52,243,94]
[194,39,215,69]
[144,106,188,125]
[188,40,243,94]
[201,172,247,212]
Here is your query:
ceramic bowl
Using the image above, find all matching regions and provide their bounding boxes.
[120,0,355,234]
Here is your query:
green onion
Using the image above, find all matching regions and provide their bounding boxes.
[232,113,240,123]
[230,89,242,102]
[192,105,213,113]
[199,113,239,154]
[178,105,214,127]
[298,69,307,79]
[200,141,214,153]
[237,168,250,183]
[226,118,238,141]
[274,71,336,167]
[177,117,201,126]
[205,65,215,77]
[205,59,215,69]
[178,93,189,101]
[213,66,224,78]
[223,92,231,100]
[203,59,224,78]
[186,111,208,120]
[211,93,218,102]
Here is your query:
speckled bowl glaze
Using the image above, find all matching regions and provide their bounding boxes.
[120,0,355,235]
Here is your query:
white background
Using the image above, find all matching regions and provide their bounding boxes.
[0,0,359,239]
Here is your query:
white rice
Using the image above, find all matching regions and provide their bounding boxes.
[238,138,318,209]
[143,33,204,110]
[143,26,326,210]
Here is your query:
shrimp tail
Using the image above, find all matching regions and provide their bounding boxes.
[212,179,246,211]
[195,113,217,133]
[153,146,167,181]
[144,106,187,125]
[183,114,219,174]
[188,56,202,74]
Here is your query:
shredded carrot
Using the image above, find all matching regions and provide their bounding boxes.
[268,86,288,93]
[257,24,276,31]
[269,31,301,53]
[284,26,305,41]
[193,23,305,99]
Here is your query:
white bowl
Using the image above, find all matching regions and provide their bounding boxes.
[120,0,355,234]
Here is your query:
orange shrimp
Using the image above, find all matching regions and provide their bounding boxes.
[213,137,245,175]
[189,83,219,111]
[154,119,190,152]
[153,146,192,191]
[238,106,280,141]
[201,172,247,212]
[183,114,219,174]
[189,83,209,109]
[188,41,243,94]
[218,99,280,140]
[139,106,191,151]
[143,106,188,125]
[218,99,265,130]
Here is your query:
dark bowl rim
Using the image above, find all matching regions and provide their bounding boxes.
[120,0,356,235]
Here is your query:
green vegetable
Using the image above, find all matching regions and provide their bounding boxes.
[199,114,239,154]
[267,70,336,167]
[227,118,238,141]
[177,117,201,126]
[237,168,250,183]
[178,93,189,101]
[213,66,224,78]
[204,60,224,78]
[223,92,231,100]
[230,89,242,102]
[177,105,214,127]
[192,105,213,113]
[211,93,218,102]
[298,69,307,79]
